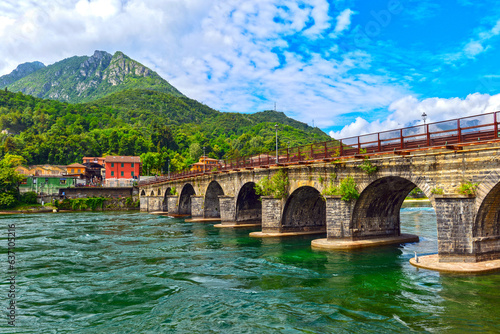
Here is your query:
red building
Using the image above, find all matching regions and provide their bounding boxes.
[104,156,141,187]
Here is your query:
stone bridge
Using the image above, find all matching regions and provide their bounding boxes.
[139,143,500,264]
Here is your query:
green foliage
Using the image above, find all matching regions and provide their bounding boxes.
[254,170,289,199]
[0,154,26,208]
[321,180,340,196]
[21,191,38,204]
[58,197,107,211]
[321,177,359,201]
[431,187,444,195]
[339,177,360,201]
[459,181,479,196]
[358,157,377,174]
[0,193,17,209]
[318,176,325,184]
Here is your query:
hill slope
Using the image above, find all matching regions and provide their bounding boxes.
[1,51,183,103]
[0,89,332,171]
[0,61,45,87]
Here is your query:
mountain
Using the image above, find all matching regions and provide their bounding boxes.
[1,50,183,103]
[0,61,45,87]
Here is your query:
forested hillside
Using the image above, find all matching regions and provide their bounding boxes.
[0,89,333,174]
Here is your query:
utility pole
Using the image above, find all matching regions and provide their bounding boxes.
[203,146,206,174]
[167,159,170,179]
[275,124,279,164]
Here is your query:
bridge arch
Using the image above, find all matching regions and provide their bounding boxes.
[474,175,500,260]
[204,181,224,218]
[162,187,171,212]
[236,182,262,223]
[351,176,428,238]
[282,186,325,232]
[179,183,196,215]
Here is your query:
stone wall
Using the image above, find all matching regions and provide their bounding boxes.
[60,187,136,199]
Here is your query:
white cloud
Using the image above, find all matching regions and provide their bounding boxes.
[0,0,406,130]
[334,8,355,34]
[330,93,500,138]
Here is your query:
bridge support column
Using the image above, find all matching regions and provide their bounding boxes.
[435,195,476,262]
[140,196,148,212]
[261,196,284,233]
[167,195,179,215]
[325,196,353,239]
[219,196,236,225]
[190,196,204,218]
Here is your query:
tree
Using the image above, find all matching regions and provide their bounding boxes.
[0,154,26,208]
[189,142,202,161]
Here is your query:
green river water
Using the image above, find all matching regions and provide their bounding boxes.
[1,207,499,333]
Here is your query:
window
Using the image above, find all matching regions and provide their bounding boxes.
[71,169,74,173]
[131,171,134,177]
[60,179,67,185]
[111,171,114,176]
[121,171,124,177]
[111,163,114,167]
[121,163,124,167]
[131,163,134,168]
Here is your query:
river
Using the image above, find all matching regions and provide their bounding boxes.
[1,207,499,333]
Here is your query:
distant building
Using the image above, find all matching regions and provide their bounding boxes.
[190,156,221,172]
[15,164,66,176]
[66,163,87,176]
[104,156,141,187]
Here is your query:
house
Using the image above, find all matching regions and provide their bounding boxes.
[19,175,79,195]
[190,156,221,172]
[104,156,141,187]
[66,163,87,176]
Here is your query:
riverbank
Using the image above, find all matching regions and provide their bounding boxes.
[0,197,139,214]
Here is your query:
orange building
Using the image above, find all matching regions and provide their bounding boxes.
[190,156,221,172]
[66,163,87,176]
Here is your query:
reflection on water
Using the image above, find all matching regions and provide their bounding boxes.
[0,208,498,333]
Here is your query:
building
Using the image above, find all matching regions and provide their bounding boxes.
[104,156,141,187]
[19,175,79,195]
[66,163,87,176]
[15,164,67,176]
[190,156,221,172]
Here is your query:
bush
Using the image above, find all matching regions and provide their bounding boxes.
[0,193,17,209]
[431,188,444,195]
[255,169,289,199]
[21,191,38,204]
[459,181,479,196]
[322,176,359,202]
[358,157,377,174]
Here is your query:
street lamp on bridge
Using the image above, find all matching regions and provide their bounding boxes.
[275,124,279,164]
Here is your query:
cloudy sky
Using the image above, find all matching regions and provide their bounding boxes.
[1,0,500,138]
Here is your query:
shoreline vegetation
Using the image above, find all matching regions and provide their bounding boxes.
[0,196,139,214]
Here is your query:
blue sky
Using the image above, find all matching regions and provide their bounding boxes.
[1,0,500,138]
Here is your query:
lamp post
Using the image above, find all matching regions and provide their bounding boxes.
[422,112,428,134]
[203,146,206,174]
[167,159,170,179]
[275,124,278,164]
